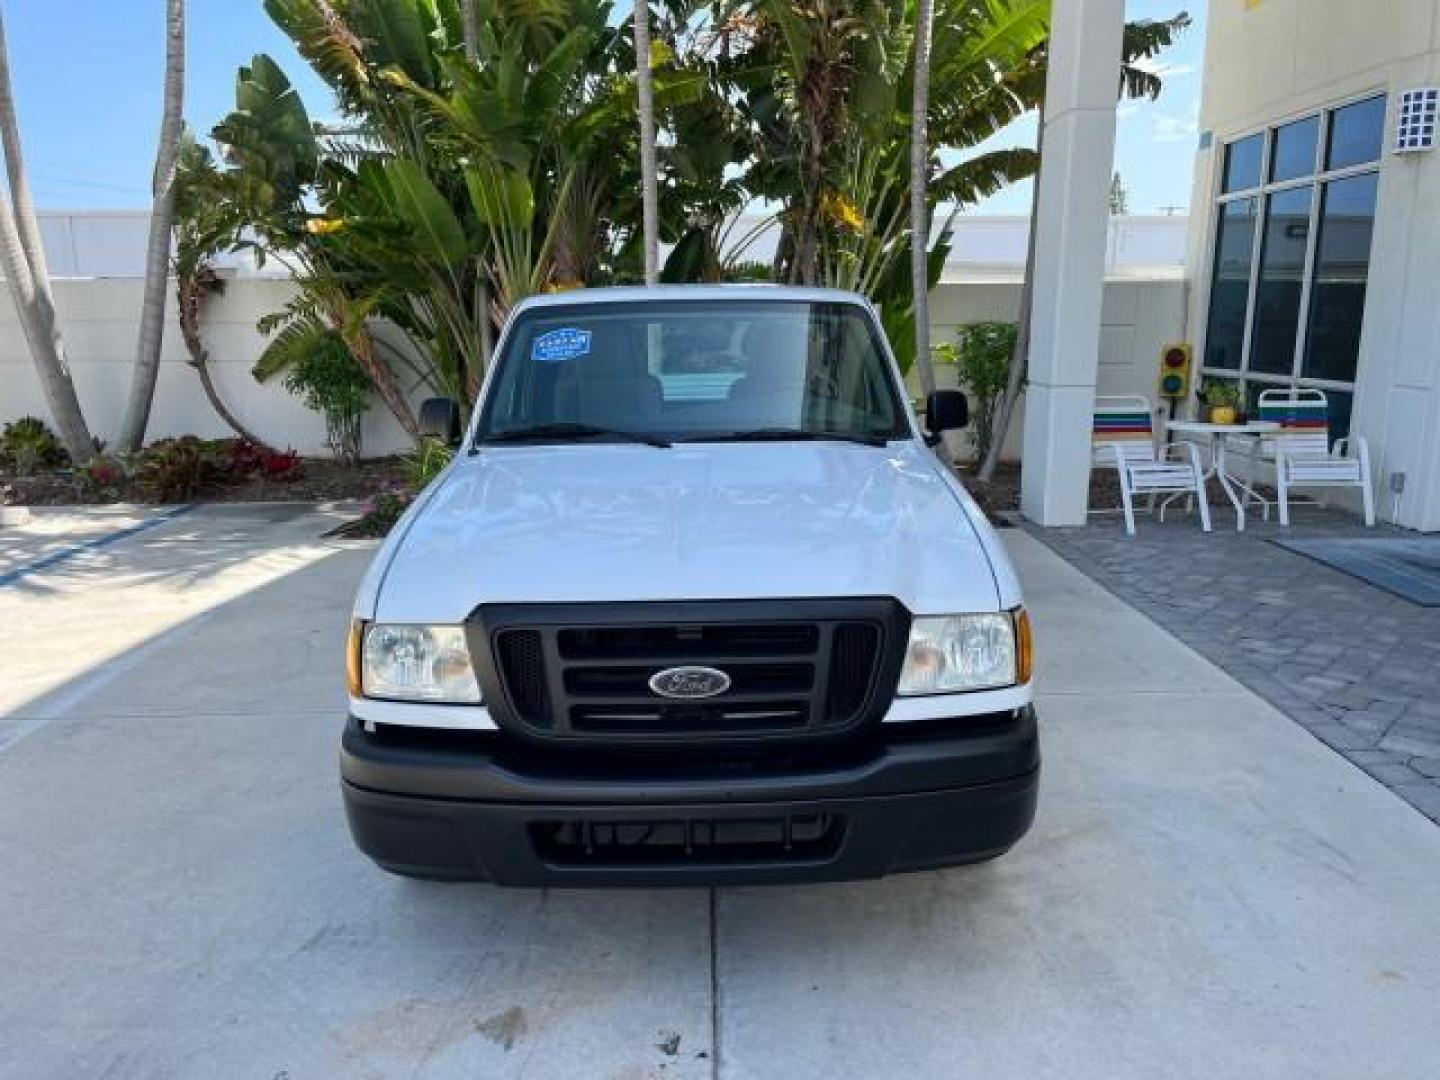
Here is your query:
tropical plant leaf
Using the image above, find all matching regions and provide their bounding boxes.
[464,165,535,227]
[253,312,339,382]
[933,147,1039,204]
[383,159,469,264]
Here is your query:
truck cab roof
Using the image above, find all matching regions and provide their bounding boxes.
[511,284,879,313]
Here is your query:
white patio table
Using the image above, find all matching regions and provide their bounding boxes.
[1165,419,1279,532]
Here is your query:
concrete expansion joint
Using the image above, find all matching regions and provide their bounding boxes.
[708,887,722,1078]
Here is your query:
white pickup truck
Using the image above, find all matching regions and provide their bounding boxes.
[341,286,1038,886]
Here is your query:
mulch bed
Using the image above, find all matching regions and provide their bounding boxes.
[1,457,408,508]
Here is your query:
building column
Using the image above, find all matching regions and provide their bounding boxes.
[1020,0,1126,526]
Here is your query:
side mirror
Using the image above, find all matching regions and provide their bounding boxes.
[418,397,462,445]
[924,389,969,434]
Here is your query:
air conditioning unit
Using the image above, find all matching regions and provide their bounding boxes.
[1395,88,1438,153]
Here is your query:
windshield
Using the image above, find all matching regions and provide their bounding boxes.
[475,299,909,445]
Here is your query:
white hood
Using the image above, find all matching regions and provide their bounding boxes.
[364,440,1008,623]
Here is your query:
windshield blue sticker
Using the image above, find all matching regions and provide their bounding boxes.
[532,327,592,363]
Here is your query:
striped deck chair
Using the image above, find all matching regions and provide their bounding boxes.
[1092,395,1210,536]
[1256,388,1374,526]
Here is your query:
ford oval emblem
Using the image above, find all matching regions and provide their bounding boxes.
[648,665,732,699]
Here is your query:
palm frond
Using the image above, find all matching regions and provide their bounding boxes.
[932,147,1038,204]
[253,311,341,382]
[1121,14,1192,101]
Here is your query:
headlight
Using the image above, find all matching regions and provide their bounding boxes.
[896,611,1030,695]
[353,622,481,703]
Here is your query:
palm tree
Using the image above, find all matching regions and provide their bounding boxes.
[172,135,269,447]
[634,0,660,285]
[461,0,479,60]
[0,6,92,462]
[910,0,937,403]
[120,0,186,451]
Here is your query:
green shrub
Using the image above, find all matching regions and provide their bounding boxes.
[2,416,67,476]
[935,322,1016,460]
[405,437,454,492]
[276,332,371,465]
[137,437,214,502]
[80,455,129,495]
[354,488,414,537]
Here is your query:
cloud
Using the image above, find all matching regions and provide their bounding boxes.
[1131,59,1196,79]
[1152,110,1200,143]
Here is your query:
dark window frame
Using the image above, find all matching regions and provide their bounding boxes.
[473,298,913,445]
[1199,93,1386,436]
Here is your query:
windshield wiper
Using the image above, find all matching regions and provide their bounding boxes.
[679,427,890,448]
[479,423,671,449]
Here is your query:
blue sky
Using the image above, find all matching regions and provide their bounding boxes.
[5,0,1204,215]
[971,0,1206,214]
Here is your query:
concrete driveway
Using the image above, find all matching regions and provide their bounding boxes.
[2,505,1438,1079]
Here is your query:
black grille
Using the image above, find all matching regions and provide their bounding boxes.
[558,623,819,660]
[530,814,844,867]
[473,599,907,745]
[827,623,879,722]
[494,629,549,726]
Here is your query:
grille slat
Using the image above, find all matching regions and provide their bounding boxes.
[558,623,819,661]
[565,663,814,697]
[481,601,903,744]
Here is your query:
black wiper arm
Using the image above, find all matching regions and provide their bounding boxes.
[680,427,889,448]
[480,423,671,448]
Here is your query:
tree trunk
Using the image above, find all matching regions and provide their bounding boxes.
[790,102,826,286]
[119,0,185,451]
[461,0,478,60]
[341,320,420,439]
[177,273,269,447]
[976,106,1045,484]
[910,0,936,401]
[0,9,92,462]
[0,24,50,302]
[633,0,660,285]
[771,218,794,282]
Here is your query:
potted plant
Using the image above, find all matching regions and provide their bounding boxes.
[1201,380,1244,426]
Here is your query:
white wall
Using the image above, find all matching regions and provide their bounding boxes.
[927,276,1188,461]
[1189,0,1440,530]
[33,209,1189,282]
[0,276,416,457]
[34,211,282,280]
[1,274,1186,463]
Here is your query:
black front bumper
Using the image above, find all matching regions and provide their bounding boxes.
[340,707,1039,887]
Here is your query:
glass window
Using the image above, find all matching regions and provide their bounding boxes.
[1302,173,1379,383]
[479,301,907,442]
[1203,99,1381,415]
[1270,116,1319,182]
[1327,95,1386,170]
[1203,198,1259,369]
[1223,133,1264,192]
[1326,389,1354,442]
[1249,187,1313,375]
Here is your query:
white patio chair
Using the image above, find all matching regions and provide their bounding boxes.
[1252,388,1375,527]
[1092,395,1211,536]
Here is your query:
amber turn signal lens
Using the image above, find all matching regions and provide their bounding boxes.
[346,619,365,697]
[1013,607,1033,685]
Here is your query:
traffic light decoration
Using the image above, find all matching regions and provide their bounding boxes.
[1159,343,1192,400]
